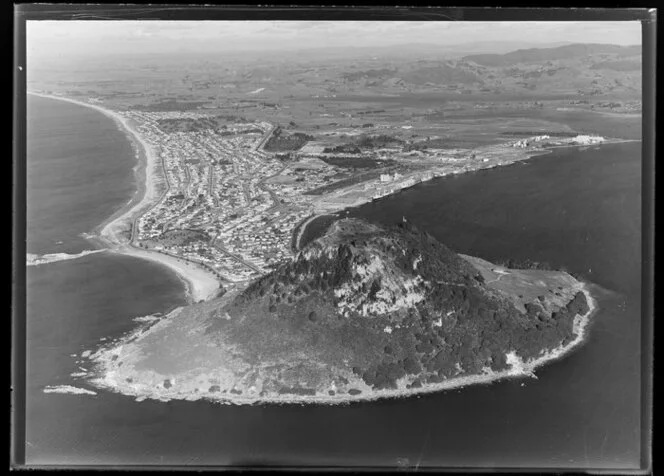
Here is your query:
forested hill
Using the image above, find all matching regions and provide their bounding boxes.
[202,218,590,398]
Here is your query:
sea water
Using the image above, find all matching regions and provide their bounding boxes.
[25,95,643,469]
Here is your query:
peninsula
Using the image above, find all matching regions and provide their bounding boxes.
[85,219,596,404]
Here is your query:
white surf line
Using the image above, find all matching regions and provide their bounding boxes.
[43,385,97,396]
[27,249,106,266]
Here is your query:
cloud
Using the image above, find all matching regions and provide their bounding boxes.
[26,20,641,59]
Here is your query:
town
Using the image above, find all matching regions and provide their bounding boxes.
[115,108,613,285]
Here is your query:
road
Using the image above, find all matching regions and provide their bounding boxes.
[209,238,263,273]
[255,124,278,151]
[257,164,289,208]
[129,142,171,244]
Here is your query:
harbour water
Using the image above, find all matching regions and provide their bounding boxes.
[25,95,642,469]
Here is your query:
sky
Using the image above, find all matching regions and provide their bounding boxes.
[27,21,642,58]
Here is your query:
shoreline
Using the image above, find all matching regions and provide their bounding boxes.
[294,215,317,251]
[28,92,221,303]
[84,283,598,406]
[293,213,335,252]
[296,139,639,247]
[28,91,634,302]
[543,138,640,150]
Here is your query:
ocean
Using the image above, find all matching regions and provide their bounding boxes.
[24,95,643,469]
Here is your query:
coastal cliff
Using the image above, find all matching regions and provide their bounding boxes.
[87,218,593,404]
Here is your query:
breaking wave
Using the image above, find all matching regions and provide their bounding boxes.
[43,385,97,396]
[27,249,105,266]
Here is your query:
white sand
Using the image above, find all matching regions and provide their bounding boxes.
[113,246,219,302]
[29,92,220,303]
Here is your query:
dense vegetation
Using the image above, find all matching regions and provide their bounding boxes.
[352,134,405,149]
[206,218,589,395]
[318,156,396,169]
[264,127,314,152]
[131,100,208,112]
[323,144,362,154]
[156,115,255,133]
[497,258,553,271]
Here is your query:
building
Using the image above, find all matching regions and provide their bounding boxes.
[573,135,605,145]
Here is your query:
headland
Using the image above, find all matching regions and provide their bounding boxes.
[81,218,599,405]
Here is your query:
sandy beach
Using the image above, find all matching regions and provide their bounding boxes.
[293,214,322,251]
[29,92,220,303]
[112,246,220,302]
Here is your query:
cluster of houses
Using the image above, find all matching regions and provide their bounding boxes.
[512,134,605,149]
[120,108,591,284]
[122,110,334,280]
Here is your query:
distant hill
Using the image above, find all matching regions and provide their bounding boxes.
[441,40,574,55]
[340,63,479,87]
[398,65,480,85]
[463,43,642,67]
[331,43,641,96]
[341,68,397,82]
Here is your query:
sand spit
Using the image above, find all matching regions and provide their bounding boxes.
[43,385,97,396]
[28,92,220,303]
[85,286,597,406]
[27,250,106,266]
